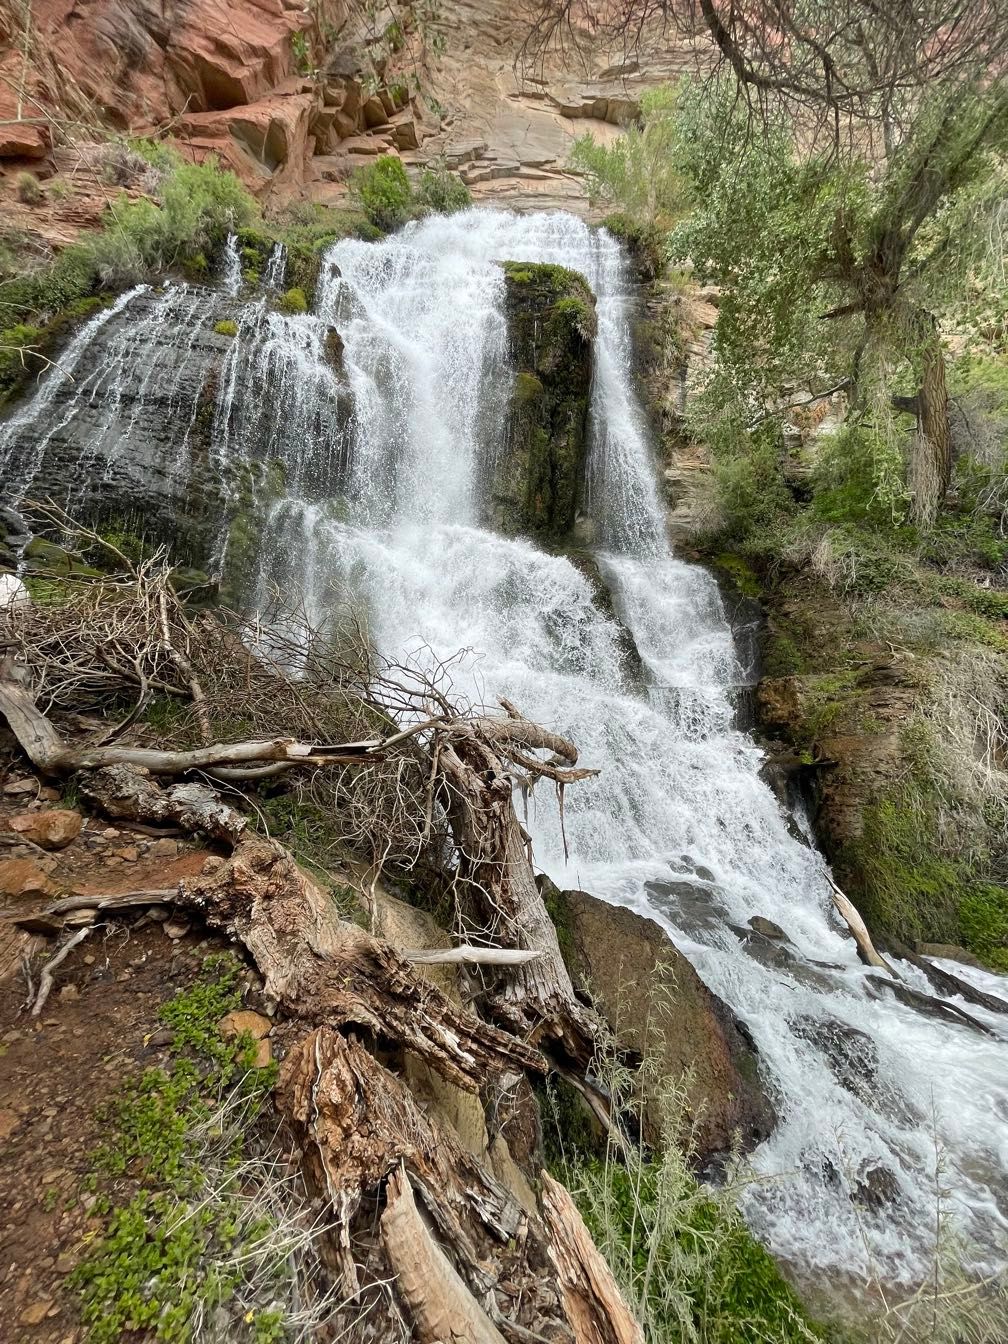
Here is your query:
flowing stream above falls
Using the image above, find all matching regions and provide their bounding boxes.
[2,209,1006,1295]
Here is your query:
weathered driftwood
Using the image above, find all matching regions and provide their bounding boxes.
[826,875,902,979]
[0,664,435,776]
[1,634,646,1340]
[278,1027,580,1340]
[2,667,604,1060]
[381,1168,508,1344]
[436,709,598,1058]
[541,1172,645,1344]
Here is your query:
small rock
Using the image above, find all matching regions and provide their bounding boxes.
[58,983,80,1001]
[150,838,179,859]
[55,1253,75,1274]
[0,857,56,898]
[0,1107,21,1140]
[9,808,83,850]
[253,1037,272,1068]
[145,1027,175,1049]
[102,827,120,839]
[218,1009,272,1042]
[19,1301,52,1326]
[114,845,139,862]
[201,854,224,874]
[145,905,169,921]
[3,777,38,797]
[163,919,190,940]
[38,786,61,802]
[748,916,789,941]
[66,908,97,926]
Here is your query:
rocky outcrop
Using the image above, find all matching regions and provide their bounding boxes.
[492,262,596,544]
[548,881,774,1160]
[0,0,432,199]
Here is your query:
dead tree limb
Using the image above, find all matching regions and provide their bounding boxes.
[541,1172,645,1344]
[381,1167,508,1344]
[826,874,902,979]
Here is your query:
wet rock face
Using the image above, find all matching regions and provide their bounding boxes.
[0,288,234,566]
[549,881,776,1162]
[492,263,595,545]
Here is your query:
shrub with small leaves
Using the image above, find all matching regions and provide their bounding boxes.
[414,165,471,216]
[350,155,413,231]
[15,171,43,206]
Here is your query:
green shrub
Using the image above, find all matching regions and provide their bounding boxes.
[350,155,413,231]
[15,171,43,205]
[545,1055,822,1343]
[277,286,307,314]
[214,318,238,336]
[603,211,666,279]
[414,165,472,216]
[959,884,1008,971]
[811,425,909,528]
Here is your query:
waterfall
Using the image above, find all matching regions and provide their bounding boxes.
[221,232,243,297]
[270,210,1008,1289]
[1,208,1005,1296]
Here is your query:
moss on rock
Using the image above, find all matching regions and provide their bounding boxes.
[492,262,596,543]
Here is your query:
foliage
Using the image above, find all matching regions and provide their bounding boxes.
[544,1047,822,1343]
[350,155,413,231]
[290,29,312,75]
[602,211,666,279]
[277,286,307,315]
[811,426,910,529]
[15,170,43,205]
[214,318,238,337]
[1,150,258,341]
[92,153,258,285]
[68,957,332,1344]
[414,163,472,215]
[569,87,684,224]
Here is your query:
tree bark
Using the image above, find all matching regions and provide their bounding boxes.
[912,322,953,524]
[541,1172,645,1344]
[435,717,599,1060]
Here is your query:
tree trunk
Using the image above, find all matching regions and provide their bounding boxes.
[899,311,953,527]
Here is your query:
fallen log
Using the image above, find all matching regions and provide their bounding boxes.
[381,1168,507,1344]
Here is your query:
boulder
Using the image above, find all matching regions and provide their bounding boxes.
[9,808,82,850]
[549,881,775,1159]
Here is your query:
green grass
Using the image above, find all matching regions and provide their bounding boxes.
[71,955,293,1344]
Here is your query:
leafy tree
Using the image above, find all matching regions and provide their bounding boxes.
[525,1,1008,156]
[572,79,1008,524]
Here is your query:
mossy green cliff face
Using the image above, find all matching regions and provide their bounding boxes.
[492,262,596,544]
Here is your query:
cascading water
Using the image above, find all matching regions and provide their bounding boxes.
[2,208,1006,1299]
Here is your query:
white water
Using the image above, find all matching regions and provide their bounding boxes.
[264,209,1008,1288]
[3,208,1006,1294]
